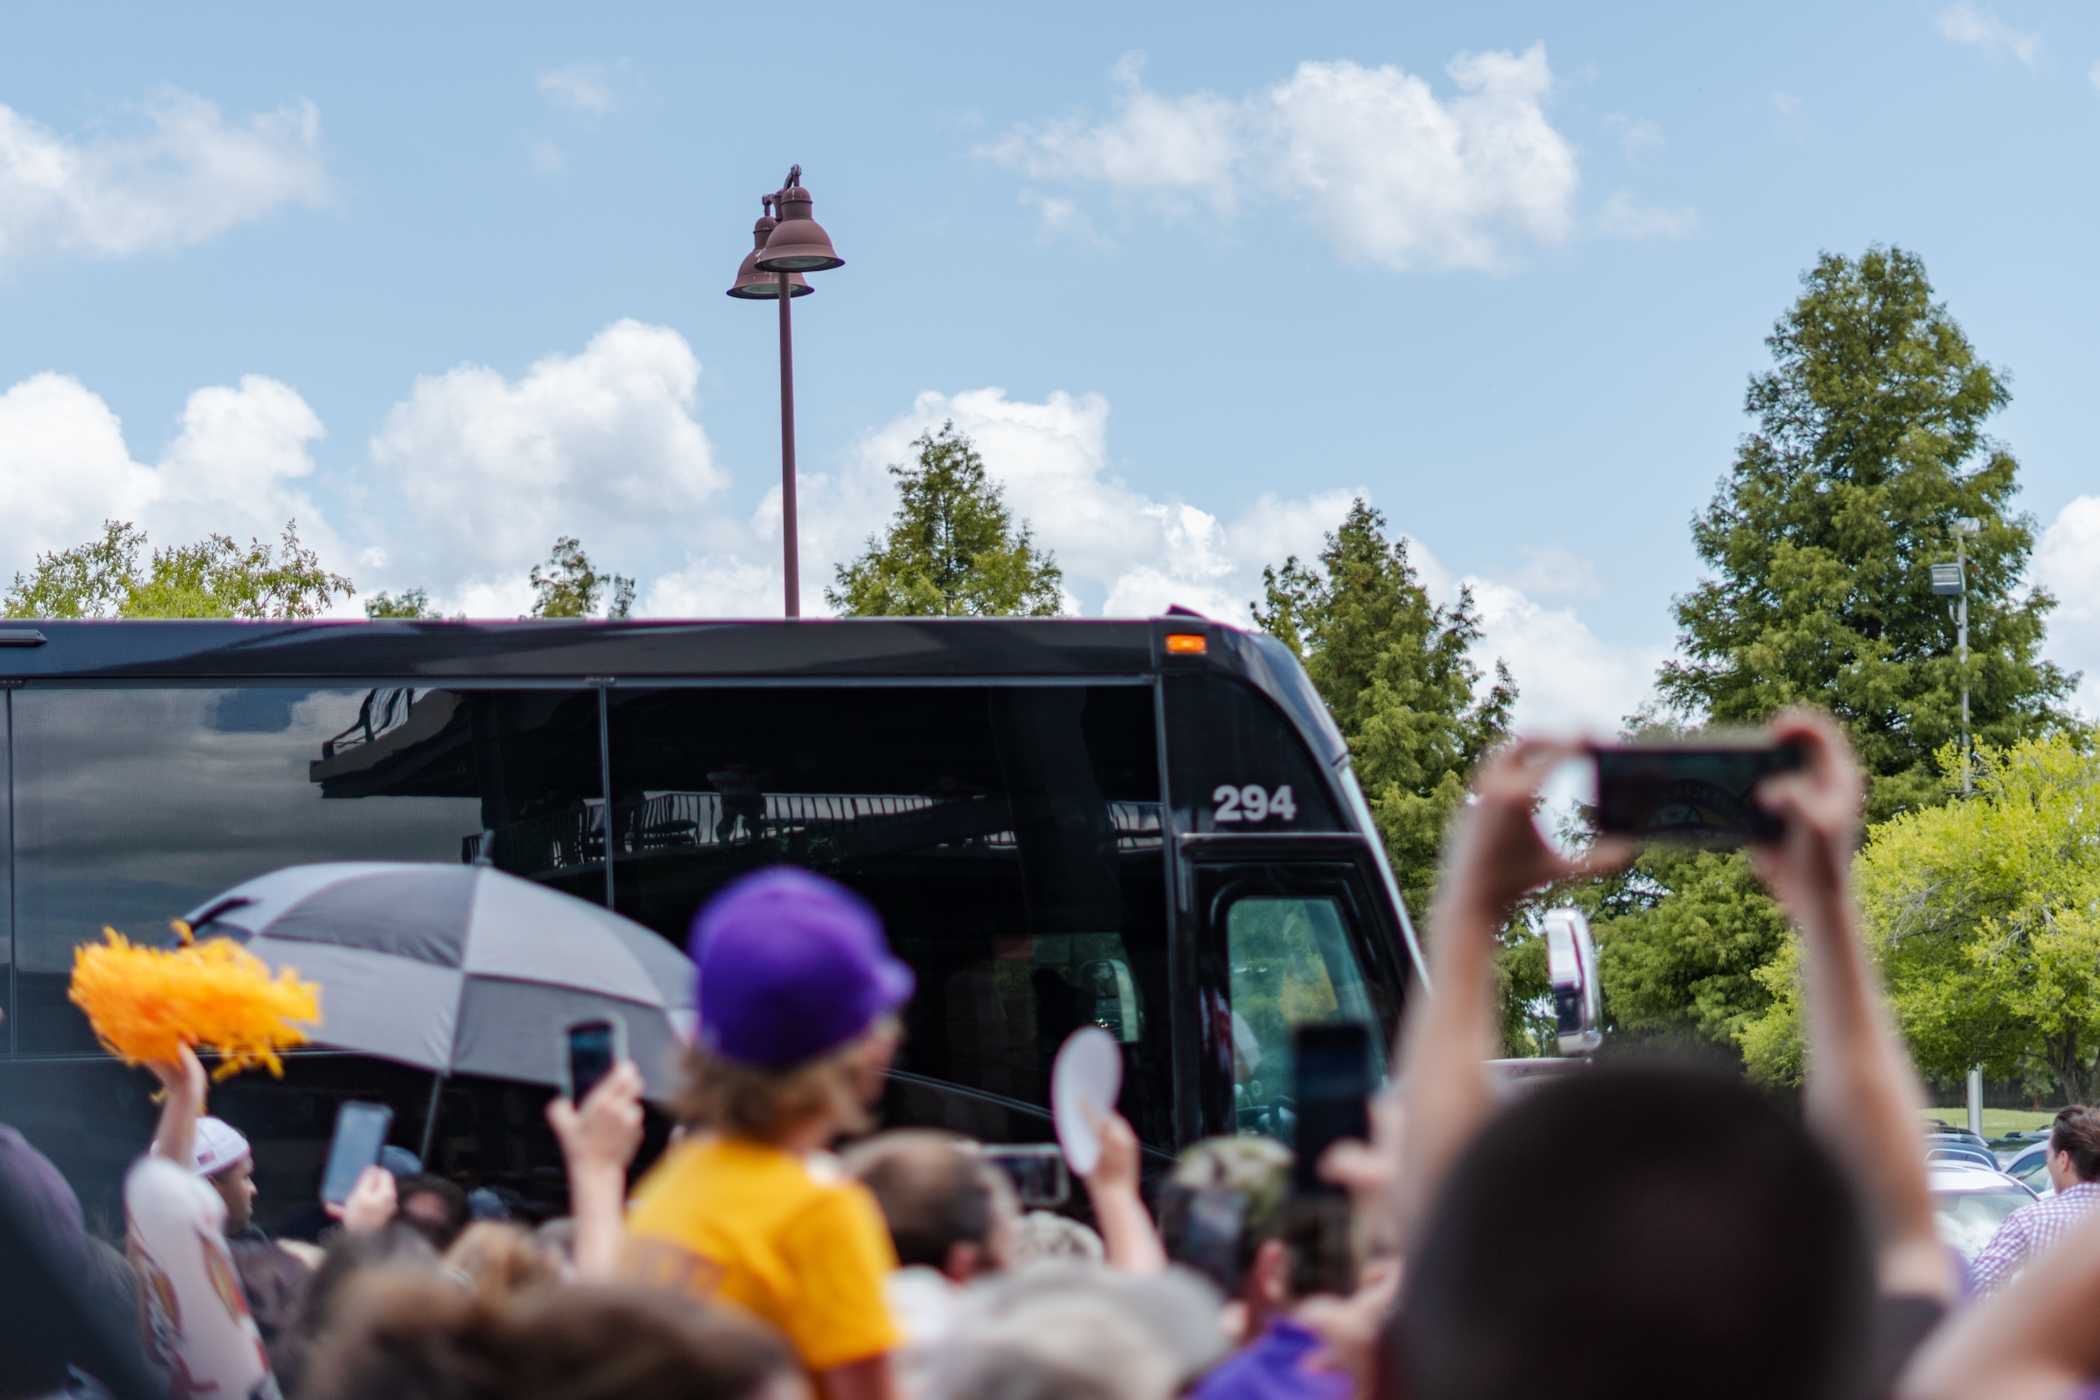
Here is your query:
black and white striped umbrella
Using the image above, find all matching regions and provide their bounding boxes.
[183,863,695,1102]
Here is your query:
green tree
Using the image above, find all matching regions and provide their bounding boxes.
[828,422,1064,617]
[530,536,635,619]
[4,519,351,619]
[1252,499,1526,1043]
[1659,246,2073,821]
[1741,731,2100,1097]
[363,588,439,620]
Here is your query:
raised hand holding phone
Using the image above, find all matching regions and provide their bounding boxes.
[319,1100,393,1206]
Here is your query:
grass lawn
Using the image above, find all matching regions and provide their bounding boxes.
[1920,1106,2059,1137]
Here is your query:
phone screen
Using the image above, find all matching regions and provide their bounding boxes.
[1290,1022,1373,1196]
[1592,740,1807,848]
[982,1145,1071,1208]
[321,1101,394,1205]
[566,1020,617,1106]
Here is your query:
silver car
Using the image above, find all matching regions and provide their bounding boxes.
[1929,1162,2039,1263]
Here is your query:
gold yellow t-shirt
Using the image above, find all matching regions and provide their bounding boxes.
[624,1136,902,1371]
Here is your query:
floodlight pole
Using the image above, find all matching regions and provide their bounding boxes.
[777,271,800,618]
[1948,531,1965,797]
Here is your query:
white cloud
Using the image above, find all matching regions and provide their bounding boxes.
[0,90,326,262]
[980,44,1580,271]
[528,139,566,175]
[2035,494,2100,719]
[1019,189,1107,245]
[2088,58,2100,92]
[977,52,1241,209]
[0,371,342,589]
[537,65,616,114]
[361,320,724,604]
[1935,4,2042,66]
[1512,545,1602,599]
[1602,112,1663,160]
[1596,191,1699,240]
[1772,91,1803,117]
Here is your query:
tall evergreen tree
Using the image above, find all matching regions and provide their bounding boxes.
[1659,246,2073,819]
[1253,498,1516,927]
[828,422,1064,617]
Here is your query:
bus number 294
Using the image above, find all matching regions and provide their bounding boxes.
[1212,784,1298,824]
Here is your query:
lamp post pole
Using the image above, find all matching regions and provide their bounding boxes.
[1935,519,1982,1132]
[1948,531,1965,797]
[725,164,844,619]
[776,268,800,617]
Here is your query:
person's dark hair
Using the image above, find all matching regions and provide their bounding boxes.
[301,1271,798,1400]
[2049,1105,2100,1181]
[1387,1061,1874,1400]
[272,1223,437,1393]
[397,1173,472,1250]
[852,1133,994,1270]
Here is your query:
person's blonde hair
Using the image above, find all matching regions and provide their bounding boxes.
[442,1222,558,1300]
[671,1017,895,1143]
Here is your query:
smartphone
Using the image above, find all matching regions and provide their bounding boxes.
[1591,738,1807,848]
[564,1017,626,1105]
[1290,1021,1374,1197]
[981,1144,1071,1208]
[320,1100,394,1206]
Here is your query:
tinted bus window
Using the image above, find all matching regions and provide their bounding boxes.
[1164,675,1342,834]
[1,693,11,1045]
[604,684,1173,1147]
[8,686,602,1054]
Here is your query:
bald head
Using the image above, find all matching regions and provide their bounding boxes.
[848,1131,1007,1280]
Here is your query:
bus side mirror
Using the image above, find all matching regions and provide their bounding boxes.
[1543,908,1603,1056]
[1080,958,1142,1044]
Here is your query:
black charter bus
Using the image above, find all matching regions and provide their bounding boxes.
[0,616,1422,1230]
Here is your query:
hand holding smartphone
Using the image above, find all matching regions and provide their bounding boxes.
[320,1100,394,1207]
[1591,736,1807,848]
[563,1017,626,1106]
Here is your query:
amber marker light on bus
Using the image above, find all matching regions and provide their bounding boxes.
[1164,634,1208,655]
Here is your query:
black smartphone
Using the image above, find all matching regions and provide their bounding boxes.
[981,1144,1071,1208]
[320,1100,394,1206]
[564,1017,624,1105]
[1591,739,1808,848]
[1290,1021,1373,1197]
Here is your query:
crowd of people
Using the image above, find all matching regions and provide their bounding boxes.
[9,710,2100,1398]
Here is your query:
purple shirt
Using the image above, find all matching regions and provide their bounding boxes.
[1194,1318,1352,1400]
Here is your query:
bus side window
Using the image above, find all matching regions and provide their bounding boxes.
[1226,894,1382,1143]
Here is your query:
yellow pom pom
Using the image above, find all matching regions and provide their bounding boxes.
[68,926,322,1081]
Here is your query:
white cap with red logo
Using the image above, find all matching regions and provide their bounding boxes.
[191,1117,251,1179]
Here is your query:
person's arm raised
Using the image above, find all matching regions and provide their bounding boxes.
[1082,1107,1166,1274]
[545,1060,645,1281]
[1393,739,1630,1241]
[148,1043,207,1168]
[1753,711,1956,1302]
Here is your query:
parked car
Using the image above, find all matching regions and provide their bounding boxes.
[1929,1162,2038,1263]
[1993,1129,2051,1164]
[2000,1143,2055,1197]
[1924,1121,1995,1154]
[1927,1143,2004,1172]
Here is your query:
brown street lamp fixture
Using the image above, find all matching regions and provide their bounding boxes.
[726,165,843,617]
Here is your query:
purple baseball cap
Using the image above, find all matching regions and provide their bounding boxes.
[688,867,914,1070]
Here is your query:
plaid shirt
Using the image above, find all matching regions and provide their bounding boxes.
[1971,1181,2100,1295]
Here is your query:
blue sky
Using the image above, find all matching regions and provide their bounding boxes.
[2,0,2094,729]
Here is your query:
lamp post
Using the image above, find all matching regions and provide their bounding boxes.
[1932,516,1983,1134]
[726,165,845,618]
